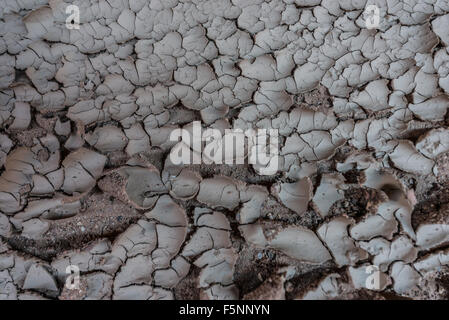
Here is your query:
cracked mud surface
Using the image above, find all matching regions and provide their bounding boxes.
[2,0,449,300]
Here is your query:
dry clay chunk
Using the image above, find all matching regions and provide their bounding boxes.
[168,169,202,200]
[416,128,449,159]
[317,217,367,267]
[390,262,421,295]
[269,226,331,264]
[389,140,433,175]
[359,236,418,272]
[352,80,390,112]
[196,176,240,210]
[312,173,345,217]
[62,148,107,194]
[145,195,187,227]
[409,96,449,121]
[21,219,49,240]
[85,126,128,153]
[414,249,449,273]
[272,177,312,215]
[416,224,449,250]
[119,166,166,209]
[182,226,231,258]
[23,264,59,297]
[350,202,398,241]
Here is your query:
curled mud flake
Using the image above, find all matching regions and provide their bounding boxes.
[54,118,71,137]
[317,217,368,267]
[349,202,399,241]
[30,174,55,195]
[123,123,151,156]
[416,224,449,250]
[64,131,85,152]
[34,134,61,175]
[390,262,421,295]
[182,226,231,259]
[22,264,59,297]
[362,167,416,239]
[312,173,346,218]
[21,218,49,240]
[195,210,231,231]
[414,249,449,274]
[238,184,268,224]
[389,140,434,175]
[359,236,418,272]
[416,128,449,159]
[268,226,331,264]
[238,223,268,248]
[62,148,107,194]
[0,254,14,270]
[40,200,82,220]
[145,195,187,227]
[408,96,449,122]
[286,161,317,180]
[431,14,449,46]
[67,100,106,127]
[272,177,312,215]
[85,126,128,153]
[84,273,113,300]
[119,165,167,209]
[351,79,391,112]
[196,176,240,210]
[0,147,40,213]
[168,169,202,200]
[13,198,64,222]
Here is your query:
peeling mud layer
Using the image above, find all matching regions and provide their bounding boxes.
[2,0,449,301]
